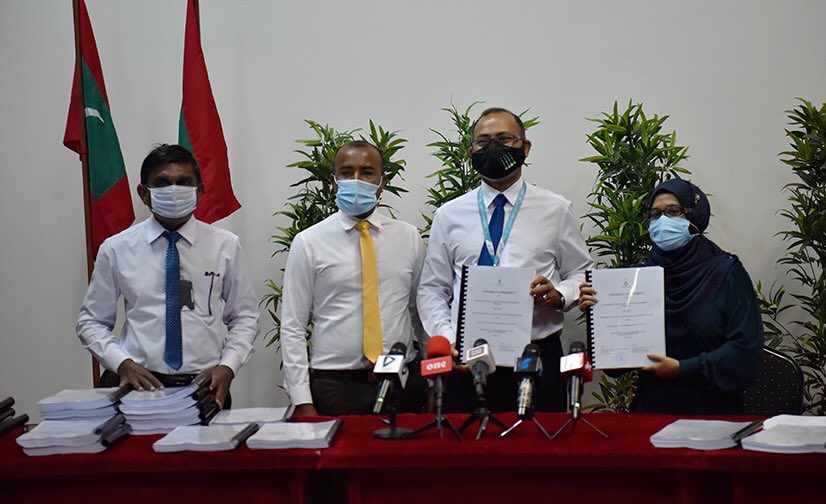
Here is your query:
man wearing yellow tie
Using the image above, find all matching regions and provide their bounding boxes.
[281,141,428,417]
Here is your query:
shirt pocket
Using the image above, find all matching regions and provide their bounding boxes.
[183,268,225,320]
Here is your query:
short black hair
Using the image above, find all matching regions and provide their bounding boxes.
[334,140,385,172]
[140,144,202,185]
[471,107,526,139]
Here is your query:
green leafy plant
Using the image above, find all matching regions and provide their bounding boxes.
[755,98,826,414]
[580,100,690,412]
[421,102,539,236]
[262,120,408,350]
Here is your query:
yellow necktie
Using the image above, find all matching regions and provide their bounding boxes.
[357,221,382,362]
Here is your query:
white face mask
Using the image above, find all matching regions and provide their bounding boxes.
[149,185,198,219]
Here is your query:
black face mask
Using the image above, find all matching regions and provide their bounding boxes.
[470,140,526,180]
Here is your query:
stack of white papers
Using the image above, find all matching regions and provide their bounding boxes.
[650,419,753,450]
[210,406,293,426]
[246,419,341,449]
[120,382,217,435]
[741,415,826,454]
[16,414,130,456]
[37,388,123,422]
[152,423,259,452]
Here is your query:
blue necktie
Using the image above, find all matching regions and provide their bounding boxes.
[163,231,183,370]
[478,193,508,266]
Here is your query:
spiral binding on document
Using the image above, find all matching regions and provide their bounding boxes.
[584,270,596,365]
[454,265,471,358]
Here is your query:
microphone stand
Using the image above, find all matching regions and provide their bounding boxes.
[499,378,552,441]
[410,376,463,441]
[499,408,554,441]
[373,406,413,439]
[549,385,608,440]
[459,386,507,440]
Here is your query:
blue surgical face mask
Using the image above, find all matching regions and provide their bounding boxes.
[649,215,694,251]
[335,179,380,216]
[149,185,198,219]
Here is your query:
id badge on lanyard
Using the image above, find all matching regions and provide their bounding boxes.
[477,180,527,266]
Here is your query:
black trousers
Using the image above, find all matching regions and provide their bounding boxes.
[443,331,567,413]
[310,361,427,417]
[99,369,232,409]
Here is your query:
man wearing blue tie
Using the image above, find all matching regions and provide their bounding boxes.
[77,144,259,409]
[417,108,595,413]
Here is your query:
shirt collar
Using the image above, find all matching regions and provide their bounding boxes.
[480,174,525,208]
[146,215,198,245]
[336,209,385,232]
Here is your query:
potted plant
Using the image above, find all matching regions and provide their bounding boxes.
[756,98,826,414]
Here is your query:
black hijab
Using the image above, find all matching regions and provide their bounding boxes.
[648,179,736,319]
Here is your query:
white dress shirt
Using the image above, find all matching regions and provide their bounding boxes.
[280,210,426,406]
[77,216,260,375]
[417,175,595,343]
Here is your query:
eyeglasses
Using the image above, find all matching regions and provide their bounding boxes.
[471,133,525,150]
[648,205,689,220]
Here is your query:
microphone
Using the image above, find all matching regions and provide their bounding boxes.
[420,336,453,378]
[464,338,495,400]
[514,343,542,418]
[560,341,593,420]
[420,336,453,418]
[372,342,409,414]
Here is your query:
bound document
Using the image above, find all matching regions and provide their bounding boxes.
[454,265,534,367]
[586,266,666,369]
[246,419,341,450]
[741,415,826,454]
[153,423,260,453]
[650,419,752,450]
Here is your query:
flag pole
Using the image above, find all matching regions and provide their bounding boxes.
[71,0,102,386]
[193,0,200,33]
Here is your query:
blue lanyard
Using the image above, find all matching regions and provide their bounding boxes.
[477,180,527,266]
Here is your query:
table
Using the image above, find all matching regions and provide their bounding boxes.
[320,412,825,504]
[0,425,318,503]
[1,413,823,504]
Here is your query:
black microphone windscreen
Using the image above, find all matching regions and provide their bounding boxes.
[472,338,488,347]
[522,343,541,358]
[389,342,407,355]
[569,341,587,354]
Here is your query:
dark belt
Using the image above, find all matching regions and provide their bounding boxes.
[310,369,378,385]
[152,372,198,387]
[100,369,198,388]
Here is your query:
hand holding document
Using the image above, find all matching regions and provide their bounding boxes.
[586,267,666,369]
[455,265,535,367]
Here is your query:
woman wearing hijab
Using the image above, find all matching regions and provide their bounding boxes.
[578,179,764,414]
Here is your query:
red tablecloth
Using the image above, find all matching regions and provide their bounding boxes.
[1,413,823,504]
[0,425,317,503]
[322,412,825,504]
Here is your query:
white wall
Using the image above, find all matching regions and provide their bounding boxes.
[1,0,824,420]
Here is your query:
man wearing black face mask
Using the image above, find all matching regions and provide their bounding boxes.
[77,144,259,409]
[418,108,594,413]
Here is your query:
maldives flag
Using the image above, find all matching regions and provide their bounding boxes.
[64,0,134,257]
[179,0,241,223]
